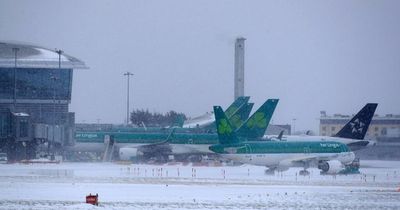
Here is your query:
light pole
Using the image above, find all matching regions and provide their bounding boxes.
[50,49,62,157]
[56,49,63,69]
[12,47,19,111]
[123,72,134,125]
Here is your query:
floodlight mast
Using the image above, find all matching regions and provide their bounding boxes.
[49,49,63,157]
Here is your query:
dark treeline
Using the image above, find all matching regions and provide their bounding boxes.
[130,109,187,127]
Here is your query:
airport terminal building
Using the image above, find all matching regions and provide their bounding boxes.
[0,41,87,160]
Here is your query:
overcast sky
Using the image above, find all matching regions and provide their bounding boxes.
[1,0,399,132]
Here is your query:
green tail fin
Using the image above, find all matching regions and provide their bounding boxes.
[228,103,254,130]
[224,96,250,118]
[214,106,240,145]
[174,115,185,127]
[205,98,251,131]
[236,99,279,139]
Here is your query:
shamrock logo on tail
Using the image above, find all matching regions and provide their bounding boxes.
[247,112,266,128]
[230,115,242,129]
[218,119,232,135]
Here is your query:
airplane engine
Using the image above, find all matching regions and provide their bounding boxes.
[119,148,141,161]
[318,160,343,174]
[276,165,289,172]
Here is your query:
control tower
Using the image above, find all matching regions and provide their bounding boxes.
[234,37,245,100]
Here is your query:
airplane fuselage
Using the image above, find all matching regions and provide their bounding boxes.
[264,135,374,151]
[209,141,355,168]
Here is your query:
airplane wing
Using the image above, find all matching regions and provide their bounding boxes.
[123,128,177,154]
[136,141,172,154]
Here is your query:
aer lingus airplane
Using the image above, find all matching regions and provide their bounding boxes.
[182,96,251,129]
[209,105,355,175]
[117,99,278,161]
[265,103,378,151]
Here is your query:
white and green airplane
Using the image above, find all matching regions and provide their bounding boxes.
[209,106,356,174]
[265,103,378,151]
[182,96,251,129]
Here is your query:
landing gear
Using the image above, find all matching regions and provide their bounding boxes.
[187,155,202,163]
[299,169,310,176]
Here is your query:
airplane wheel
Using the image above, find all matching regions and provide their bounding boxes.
[264,169,275,175]
[299,170,310,176]
[188,155,202,163]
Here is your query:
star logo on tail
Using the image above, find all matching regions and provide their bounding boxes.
[350,118,365,134]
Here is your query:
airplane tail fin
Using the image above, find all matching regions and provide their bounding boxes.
[236,99,279,139]
[240,103,254,123]
[228,103,254,130]
[224,96,250,118]
[334,103,378,140]
[214,106,240,145]
[277,130,284,141]
[173,115,185,127]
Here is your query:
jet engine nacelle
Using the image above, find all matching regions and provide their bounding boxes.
[318,160,343,174]
[119,148,140,161]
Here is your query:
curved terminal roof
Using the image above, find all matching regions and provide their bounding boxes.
[0,41,88,69]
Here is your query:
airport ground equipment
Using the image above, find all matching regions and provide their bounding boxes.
[86,194,98,206]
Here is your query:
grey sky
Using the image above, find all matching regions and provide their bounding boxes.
[1,0,399,132]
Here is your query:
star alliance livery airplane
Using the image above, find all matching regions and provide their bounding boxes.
[266,103,378,151]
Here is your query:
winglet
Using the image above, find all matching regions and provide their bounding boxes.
[277,130,284,141]
[166,127,177,142]
[334,103,378,140]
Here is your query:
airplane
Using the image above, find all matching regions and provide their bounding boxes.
[264,103,378,151]
[118,99,278,161]
[66,98,278,160]
[209,105,355,175]
[182,96,250,129]
[69,98,279,162]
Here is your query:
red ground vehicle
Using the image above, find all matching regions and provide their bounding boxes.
[86,194,98,206]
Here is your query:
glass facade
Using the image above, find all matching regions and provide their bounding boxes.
[0,112,11,138]
[0,68,72,100]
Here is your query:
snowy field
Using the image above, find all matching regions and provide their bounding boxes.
[0,161,399,210]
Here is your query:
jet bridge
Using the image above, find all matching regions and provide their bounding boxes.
[102,135,115,162]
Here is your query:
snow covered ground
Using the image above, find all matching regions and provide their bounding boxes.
[0,160,399,210]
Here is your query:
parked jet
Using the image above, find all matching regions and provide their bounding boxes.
[265,103,378,151]
[209,106,355,175]
[118,99,278,161]
[182,96,250,128]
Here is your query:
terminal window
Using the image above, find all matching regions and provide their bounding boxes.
[19,120,28,138]
[0,68,72,100]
